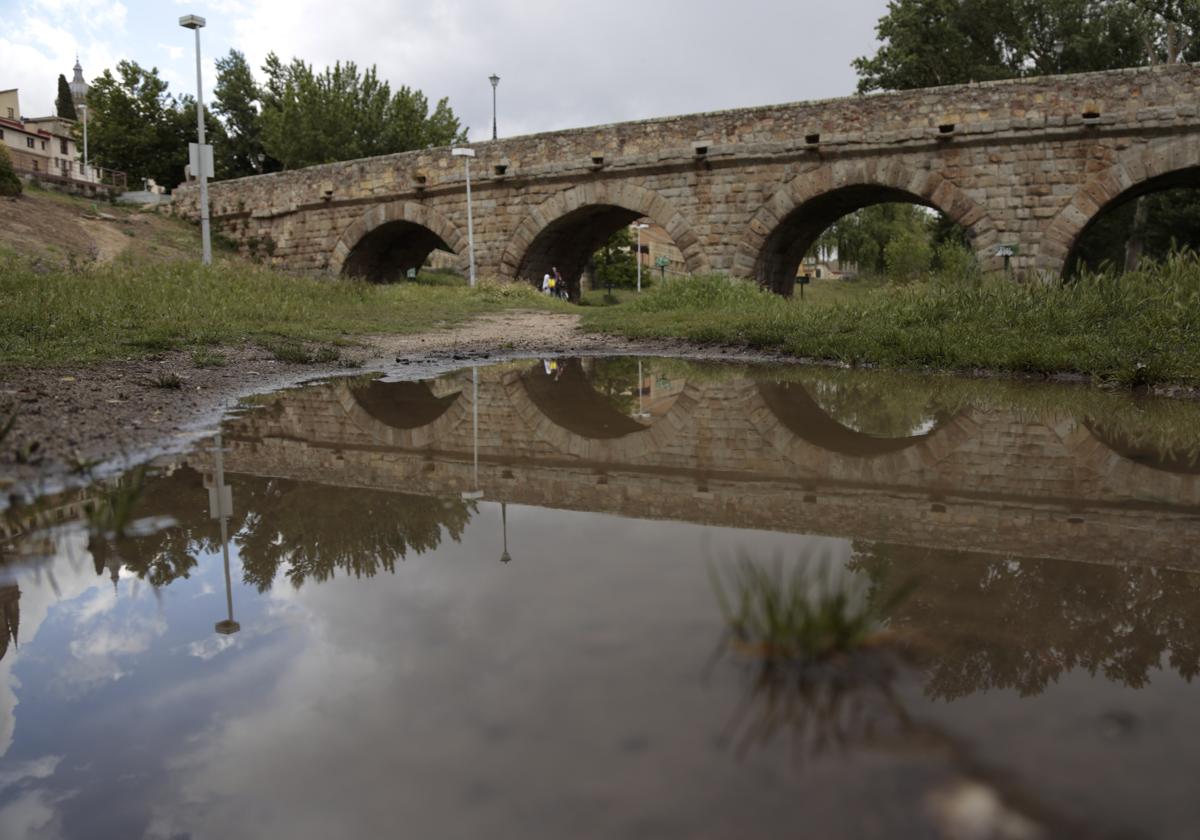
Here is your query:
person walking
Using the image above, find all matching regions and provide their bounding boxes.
[541,271,552,295]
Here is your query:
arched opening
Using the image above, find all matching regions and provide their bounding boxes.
[1065,168,1200,276]
[519,358,684,440]
[501,184,709,299]
[349,379,461,430]
[755,185,972,295]
[341,220,456,283]
[1085,420,1200,475]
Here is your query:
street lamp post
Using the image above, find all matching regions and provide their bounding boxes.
[500,502,511,564]
[451,147,477,286]
[68,59,89,182]
[180,14,212,265]
[489,74,500,141]
[632,222,650,293]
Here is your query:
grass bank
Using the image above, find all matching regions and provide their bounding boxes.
[580,256,1200,387]
[0,256,567,366]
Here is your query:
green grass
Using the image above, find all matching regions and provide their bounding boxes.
[0,259,569,366]
[710,553,914,661]
[581,256,1200,387]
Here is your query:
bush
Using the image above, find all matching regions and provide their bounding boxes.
[883,228,932,283]
[932,240,978,279]
[0,146,22,197]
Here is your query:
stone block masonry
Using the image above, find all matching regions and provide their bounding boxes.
[173,64,1200,285]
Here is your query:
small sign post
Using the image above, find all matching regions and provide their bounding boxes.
[994,244,1019,274]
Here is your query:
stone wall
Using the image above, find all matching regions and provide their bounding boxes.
[172,64,1200,283]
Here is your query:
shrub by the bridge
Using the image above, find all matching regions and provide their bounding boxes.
[0,146,22,197]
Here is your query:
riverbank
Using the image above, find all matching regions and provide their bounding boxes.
[580,256,1200,390]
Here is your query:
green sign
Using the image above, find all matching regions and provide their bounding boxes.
[655,256,670,268]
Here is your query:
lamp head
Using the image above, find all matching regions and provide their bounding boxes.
[489,74,500,89]
[179,14,206,29]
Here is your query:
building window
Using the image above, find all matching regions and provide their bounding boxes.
[60,139,68,154]
[40,140,46,150]
[0,128,4,139]
[5,108,12,119]
[32,160,38,171]
[26,137,34,148]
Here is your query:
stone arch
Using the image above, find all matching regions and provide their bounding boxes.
[334,375,469,449]
[498,182,711,288]
[500,366,706,463]
[733,160,996,291]
[330,201,469,281]
[1038,134,1200,277]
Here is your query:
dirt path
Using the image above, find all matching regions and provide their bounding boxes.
[0,312,761,496]
[77,217,131,263]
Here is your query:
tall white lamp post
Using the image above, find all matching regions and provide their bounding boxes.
[632,222,650,292]
[79,104,88,181]
[452,147,477,287]
[180,14,212,265]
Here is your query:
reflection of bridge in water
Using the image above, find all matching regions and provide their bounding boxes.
[203,362,1200,568]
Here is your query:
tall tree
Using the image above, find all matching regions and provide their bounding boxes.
[84,61,224,187]
[213,49,272,178]
[259,53,467,170]
[55,74,76,120]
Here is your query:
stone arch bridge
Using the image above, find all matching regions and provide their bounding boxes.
[174,65,1200,287]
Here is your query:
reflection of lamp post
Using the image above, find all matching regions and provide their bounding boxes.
[634,359,651,420]
[451,147,477,287]
[489,74,500,141]
[632,222,649,293]
[209,434,240,635]
[500,502,511,564]
[180,14,212,265]
[462,367,484,501]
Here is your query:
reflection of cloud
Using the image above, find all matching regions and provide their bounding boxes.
[187,634,236,661]
[54,613,166,696]
[0,755,61,791]
[0,789,66,840]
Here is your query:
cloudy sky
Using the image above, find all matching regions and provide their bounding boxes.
[1,0,892,141]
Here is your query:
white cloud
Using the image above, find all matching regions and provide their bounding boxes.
[157,41,184,60]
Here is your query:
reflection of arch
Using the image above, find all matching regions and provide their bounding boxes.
[502,368,703,462]
[519,360,648,440]
[330,201,468,280]
[756,382,945,457]
[733,163,995,291]
[1084,421,1200,476]
[349,380,461,431]
[1039,135,1200,276]
[498,182,710,285]
[336,375,469,449]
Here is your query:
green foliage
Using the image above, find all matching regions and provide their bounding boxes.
[213,50,273,178]
[710,553,913,660]
[581,255,1200,387]
[55,74,77,120]
[259,53,466,170]
[190,348,227,368]
[83,61,226,187]
[810,204,943,276]
[884,227,933,282]
[932,240,979,279]
[0,145,22,197]
[592,226,638,289]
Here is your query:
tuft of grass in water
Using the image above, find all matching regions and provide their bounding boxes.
[581,254,1200,387]
[0,258,570,367]
[191,348,227,368]
[149,372,183,389]
[710,553,915,661]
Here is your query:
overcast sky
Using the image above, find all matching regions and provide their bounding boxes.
[1,0,892,141]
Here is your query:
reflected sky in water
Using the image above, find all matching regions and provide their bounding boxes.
[3,358,1200,839]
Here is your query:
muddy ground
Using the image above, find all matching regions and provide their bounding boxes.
[0,312,788,495]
